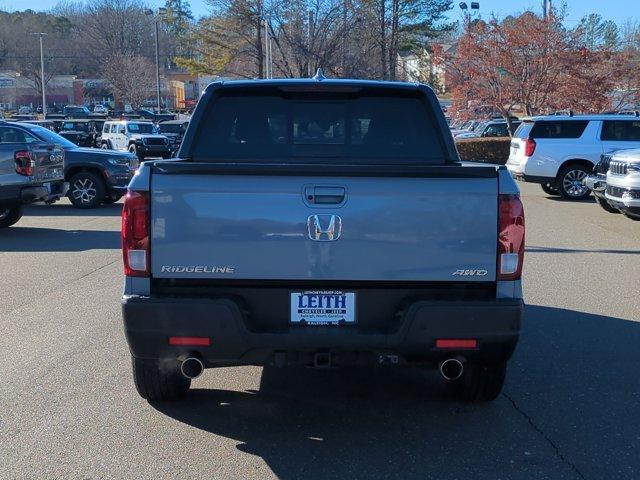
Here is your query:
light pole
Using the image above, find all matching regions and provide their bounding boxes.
[31,33,47,117]
[542,0,552,19]
[145,8,166,114]
[263,17,274,79]
[459,2,480,28]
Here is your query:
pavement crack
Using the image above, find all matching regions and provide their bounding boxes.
[503,393,587,480]
[72,259,119,283]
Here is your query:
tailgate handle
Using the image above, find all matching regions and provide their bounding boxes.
[305,186,346,205]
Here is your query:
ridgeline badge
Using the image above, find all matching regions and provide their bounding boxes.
[160,265,235,274]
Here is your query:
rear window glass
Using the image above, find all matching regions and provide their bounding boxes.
[601,120,640,141]
[529,121,588,139]
[514,122,533,139]
[190,91,445,164]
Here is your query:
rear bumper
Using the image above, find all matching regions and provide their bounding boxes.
[19,181,69,203]
[509,170,555,185]
[122,296,523,367]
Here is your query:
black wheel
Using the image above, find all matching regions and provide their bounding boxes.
[101,141,110,150]
[131,356,191,401]
[540,183,559,196]
[128,144,144,160]
[0,205,24,228]
[449,362,507,403]
[68,171,106,208]
[595,195,620,214]
[557,164,592,200]
[103,193,123,204]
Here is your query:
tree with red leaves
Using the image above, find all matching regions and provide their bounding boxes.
[448,11,624,135]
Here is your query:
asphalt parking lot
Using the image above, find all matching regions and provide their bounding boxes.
[0,182,639,480]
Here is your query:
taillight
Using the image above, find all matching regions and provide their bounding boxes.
[524,138,536,157]
[122,191,150,277]
[15,150,34,176]
[497,194,525,280]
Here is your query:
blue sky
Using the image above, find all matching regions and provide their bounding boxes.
[0,0,635,26]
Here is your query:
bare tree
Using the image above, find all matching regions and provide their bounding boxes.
[54,0,159,75]
[102,54,155,109]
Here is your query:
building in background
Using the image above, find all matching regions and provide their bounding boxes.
[396,44,456,94]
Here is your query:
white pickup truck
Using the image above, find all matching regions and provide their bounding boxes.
[121,78,525,403]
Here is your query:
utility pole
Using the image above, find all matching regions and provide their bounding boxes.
[31,33,47,117]
[308,10,314,77]
[145,8,166,113]
[263,17,272,79]
[543,0,552,19]
[154,20,161,113]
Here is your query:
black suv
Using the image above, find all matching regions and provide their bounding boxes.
[158,120,189,153]
[58,119,100,147]
[63,105,91,118]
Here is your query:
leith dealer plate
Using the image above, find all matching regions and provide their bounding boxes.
[290,291,356,326]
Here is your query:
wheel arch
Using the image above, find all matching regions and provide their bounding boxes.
[65,165,108,184]
[555,158,595,181]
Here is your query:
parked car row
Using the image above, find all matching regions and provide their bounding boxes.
[15,117,189,155]
[452,117,522,139]
[0,119,138,227]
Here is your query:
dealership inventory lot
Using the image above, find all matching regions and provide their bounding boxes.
[0,182,638,480]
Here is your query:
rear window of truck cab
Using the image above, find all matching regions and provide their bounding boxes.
[190,89,446,164]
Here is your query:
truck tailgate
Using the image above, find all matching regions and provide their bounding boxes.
[32,143,64,182]
[150,167,498,282]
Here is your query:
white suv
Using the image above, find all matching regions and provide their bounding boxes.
[101,120,171,160]
[506,114,640,199]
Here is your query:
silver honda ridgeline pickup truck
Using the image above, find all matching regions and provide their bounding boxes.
[121,79,525,403]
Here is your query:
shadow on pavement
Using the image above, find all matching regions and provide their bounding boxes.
[25,202,122,217]
[0,227,119,251]
[152,305,640,479]
[543,196,595,203]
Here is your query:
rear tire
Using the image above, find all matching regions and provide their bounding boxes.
[595,195,620,214]
[540,184,559,196]
[131,356,191,401]
[0,205,24,228]
[450,362,507,403]
[557,164,592,200]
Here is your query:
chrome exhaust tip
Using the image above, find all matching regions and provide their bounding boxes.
[180,356,204,379]
[439,358,464,381]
